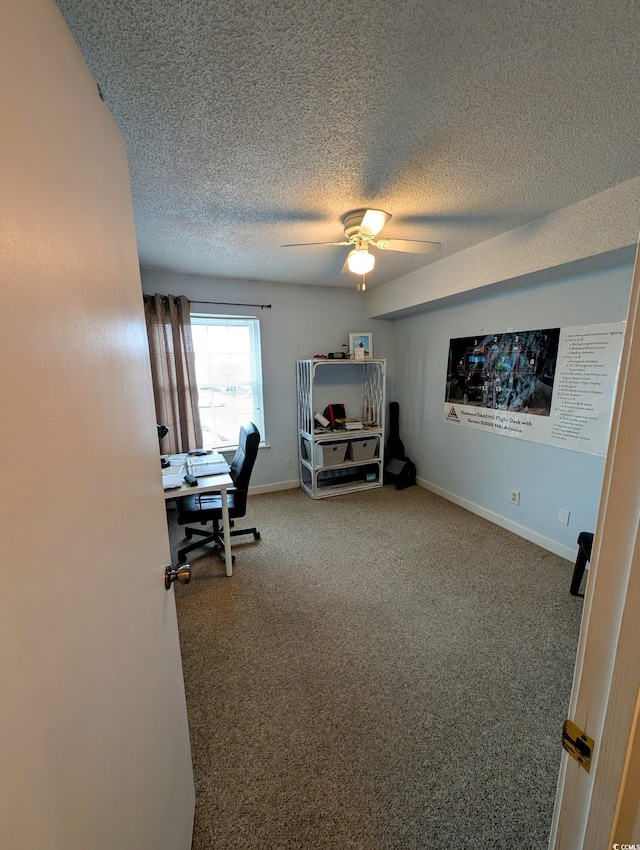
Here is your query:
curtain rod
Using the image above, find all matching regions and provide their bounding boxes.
[144,294,271,310]
[191,300,272,309]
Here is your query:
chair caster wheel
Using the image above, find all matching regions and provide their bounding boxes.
[254,531,261,540]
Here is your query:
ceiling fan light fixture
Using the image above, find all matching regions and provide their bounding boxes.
[347,246,375,275]
[360,208,390,237]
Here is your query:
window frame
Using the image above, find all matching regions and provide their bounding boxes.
[190,313,266,450]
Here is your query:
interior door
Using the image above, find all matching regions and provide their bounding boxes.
[0,3,194,849]
[549,237,640,848]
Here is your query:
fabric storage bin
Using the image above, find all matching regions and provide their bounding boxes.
[347,438,377,462]
[315,441,348,466]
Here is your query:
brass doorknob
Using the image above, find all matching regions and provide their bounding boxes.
[164,564,191,590]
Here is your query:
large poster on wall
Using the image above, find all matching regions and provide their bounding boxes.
[444,323,625,455]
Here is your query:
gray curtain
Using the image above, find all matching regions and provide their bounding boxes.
[144,293,202,454]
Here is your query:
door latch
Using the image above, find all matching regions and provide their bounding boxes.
[562,719,594,772]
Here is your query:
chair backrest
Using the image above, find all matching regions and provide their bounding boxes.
[229,422,260,492]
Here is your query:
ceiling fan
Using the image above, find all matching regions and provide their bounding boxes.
[282,208,441,289]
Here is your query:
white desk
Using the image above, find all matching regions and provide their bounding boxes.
[162,455,235,577]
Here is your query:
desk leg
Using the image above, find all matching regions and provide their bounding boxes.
[220,489,233,577]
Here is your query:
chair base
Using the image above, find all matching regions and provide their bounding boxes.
[177,525,227,564]
[177,522,260,565]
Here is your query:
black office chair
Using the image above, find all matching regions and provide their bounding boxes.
[175,422,261,564]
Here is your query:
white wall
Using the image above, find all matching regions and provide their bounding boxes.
[392,263,634,559]
[141,269,396,490]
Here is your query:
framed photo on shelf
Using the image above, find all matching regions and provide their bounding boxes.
[349,332,373,359]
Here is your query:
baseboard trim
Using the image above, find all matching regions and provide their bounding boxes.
[417,477,575,562]
[250,480,300,495]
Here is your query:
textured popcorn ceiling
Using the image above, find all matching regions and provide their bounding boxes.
[56,0,640,289]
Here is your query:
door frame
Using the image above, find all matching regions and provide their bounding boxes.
[550,234,640,848]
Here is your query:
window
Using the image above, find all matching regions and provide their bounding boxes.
[191,314,265,449]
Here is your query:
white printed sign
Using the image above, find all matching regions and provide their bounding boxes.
[444,323,625,455]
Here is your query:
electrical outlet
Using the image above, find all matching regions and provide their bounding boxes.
[510,490,520,505]
[558,509,570,525]
[285,457,292,470]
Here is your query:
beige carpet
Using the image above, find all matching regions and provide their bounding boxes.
[168,485,583,850]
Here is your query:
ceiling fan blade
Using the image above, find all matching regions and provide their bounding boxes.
[281,240,351,248]
[401,211,509,226]
[360,209,392,237]
[374,238,441,255]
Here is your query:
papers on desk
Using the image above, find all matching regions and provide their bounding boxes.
[161,451,229,491]
[186,451,230,477]
[162,471,184,490]
[162,455,186,490]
